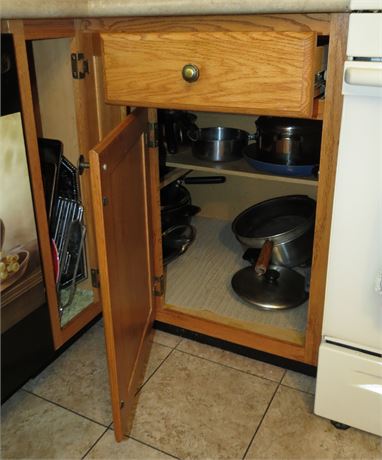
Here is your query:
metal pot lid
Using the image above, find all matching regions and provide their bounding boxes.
[255,116,322,135]
[231,265,308,310]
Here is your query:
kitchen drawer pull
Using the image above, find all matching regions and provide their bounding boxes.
[182,64,199,83]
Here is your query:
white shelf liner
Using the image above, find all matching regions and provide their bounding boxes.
[165,216,308,333]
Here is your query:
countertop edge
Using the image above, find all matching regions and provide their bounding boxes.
[1,0,350,20]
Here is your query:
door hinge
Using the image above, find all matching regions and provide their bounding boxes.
[91,268,100,288]
[71,53,89,79]
[153,275,164,296]
[146,122,158,148]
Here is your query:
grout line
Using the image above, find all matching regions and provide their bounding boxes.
[81,426,109,459]
[174,337,185,350]
[104,426,180,459]
[21,389,111,429]
[125,432,181,459]
[173,347,286,385]
[279,382,315,396]
[242,380,281,460]
[135,347,176,395]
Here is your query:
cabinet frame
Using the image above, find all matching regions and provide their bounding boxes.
[82,12,347,366]
[3,12,349,441]
[155,14,348,365]
[4,12,348,362]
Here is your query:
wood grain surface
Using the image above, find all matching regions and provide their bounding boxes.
[89,108,155,441]
[80,14,330,34]
[11,21,64,349]
[101,31,317,117]
[303,13,349,365]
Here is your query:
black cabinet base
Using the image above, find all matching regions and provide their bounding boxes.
[154,320,317,377]
[1,304,54,403]
[1,304,102,404]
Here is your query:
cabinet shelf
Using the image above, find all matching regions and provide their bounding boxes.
[166,147,318,187]
[160,167,192,189]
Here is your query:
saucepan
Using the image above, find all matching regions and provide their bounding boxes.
[187,127,256,162]
[243,116,323,177]
[232,195,316,267]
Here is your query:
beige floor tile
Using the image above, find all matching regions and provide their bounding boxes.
[140,343,173,387]
[246,385,382,459]
[130,350,277,460]
[177,338,285,382]
[86,430,175,459]
[24,326,173,425]
[23,324,113,425]
[1,391,105,459]
[281,369,316,394]
[151,329,183,348]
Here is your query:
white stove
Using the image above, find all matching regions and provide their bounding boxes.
[314,10,382,436]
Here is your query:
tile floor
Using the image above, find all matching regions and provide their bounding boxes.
[2,320,381,460]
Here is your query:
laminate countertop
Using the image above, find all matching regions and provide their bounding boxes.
[2,0,350,20]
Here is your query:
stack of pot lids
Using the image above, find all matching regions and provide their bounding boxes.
[231,265,308,311]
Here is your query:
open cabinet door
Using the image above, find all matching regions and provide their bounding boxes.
[89,108,156,441]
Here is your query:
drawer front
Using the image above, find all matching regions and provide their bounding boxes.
[101,31,318,117]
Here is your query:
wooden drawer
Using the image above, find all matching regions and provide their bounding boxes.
[101,31,324,118]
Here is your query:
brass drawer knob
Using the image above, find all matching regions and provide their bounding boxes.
[182,64,199,83]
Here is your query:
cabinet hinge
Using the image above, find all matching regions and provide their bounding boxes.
[91,268,100,288]
[146,122,158,148]
[153,275,164,297]
[71,53,89,79]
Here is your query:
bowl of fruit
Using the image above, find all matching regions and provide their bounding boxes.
[0,219,30,292]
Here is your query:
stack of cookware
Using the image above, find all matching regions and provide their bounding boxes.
[243,116,323,177]
[231,195,316,310]
[38,138,87,315]
[157,109,198,178]
[160,175,226,265]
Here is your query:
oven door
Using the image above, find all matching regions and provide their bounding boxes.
[321,57,382,352]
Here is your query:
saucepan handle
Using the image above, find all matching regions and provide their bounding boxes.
[255,239,274,275]
[187,128,200,142]
[183,176,226,185]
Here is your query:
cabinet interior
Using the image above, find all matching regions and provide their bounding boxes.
[26,37,99,327]
[160,110,320,347]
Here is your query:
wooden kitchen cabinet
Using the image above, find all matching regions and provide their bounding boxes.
[4,12,348,442]
[87,12,347,441]
[4,20,125,349]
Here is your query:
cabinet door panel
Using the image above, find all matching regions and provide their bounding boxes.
[89,108,154,441]
[101,31,319,117]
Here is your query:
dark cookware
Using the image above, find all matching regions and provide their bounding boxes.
[232,195,316,267]
[243,144,318,178]
[162,224,196,265]
[161,176,226,230]
[159,110,198,155]
[188,127,255,162]
[254,116,323,166]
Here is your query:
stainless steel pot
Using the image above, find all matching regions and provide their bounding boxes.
[188,127,255,162]
[254,116,323,165]
[232,195,316,267]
